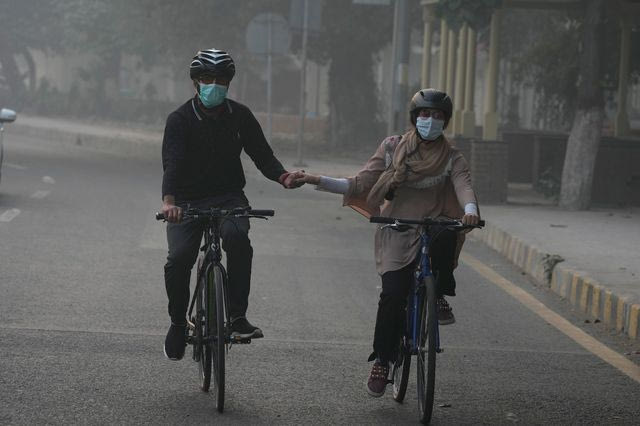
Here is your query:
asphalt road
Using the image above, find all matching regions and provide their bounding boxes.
[1,134,639,425]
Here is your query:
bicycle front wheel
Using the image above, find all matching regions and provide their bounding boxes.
[392,340,411,403]
[196,268,212,392]
[210,264,227,413]
[417,276,438,424]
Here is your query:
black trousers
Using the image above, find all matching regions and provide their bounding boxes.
[371,227,458,363]
[164,193,252,324]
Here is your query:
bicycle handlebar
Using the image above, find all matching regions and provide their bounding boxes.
[248,209,276,217]
[369,216,485,228]
[156,207,275,221]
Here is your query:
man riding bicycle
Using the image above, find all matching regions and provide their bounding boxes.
[161,48,304,361]
[295,89,479,397]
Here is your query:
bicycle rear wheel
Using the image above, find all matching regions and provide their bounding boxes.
[417,276,438,424]
[196,268,212,392]
[210,265,227,413]
[392,340,411,403]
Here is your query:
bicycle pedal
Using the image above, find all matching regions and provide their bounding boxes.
[231,336,252,344]
[437,348,443,353]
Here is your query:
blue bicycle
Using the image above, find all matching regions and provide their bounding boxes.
[369,216,484,424]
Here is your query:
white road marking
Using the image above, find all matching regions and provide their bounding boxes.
[0,208,21,222]
[4,162,26,170]
[30,190,51,199]
[462,252,640,385]
[42,176,56,184]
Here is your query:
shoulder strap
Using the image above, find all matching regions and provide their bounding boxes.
[383,135,403,168]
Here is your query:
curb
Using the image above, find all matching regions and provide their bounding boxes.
[471,221,639,340]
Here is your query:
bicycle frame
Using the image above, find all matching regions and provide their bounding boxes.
[407,228,441,355]
[186,217,229,344]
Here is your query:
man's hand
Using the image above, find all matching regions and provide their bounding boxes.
[162,195,183,223]
[280,170,307,189]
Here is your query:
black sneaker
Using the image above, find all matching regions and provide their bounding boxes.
[230,317,264,339]
[164,323,187,360]
[437,297,456,325]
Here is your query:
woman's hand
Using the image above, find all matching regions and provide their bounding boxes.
[461,213,479,226]
[294,172,321,186]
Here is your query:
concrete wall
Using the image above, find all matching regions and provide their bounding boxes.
[503,130,640,206]
[452,137,508,205]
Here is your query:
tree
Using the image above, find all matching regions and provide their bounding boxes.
[558,0,606,209]
[24,0,284,117]
[505,11,581,131]
[0,0,65,109]
[306,1,393,147]
[435,0,501,31]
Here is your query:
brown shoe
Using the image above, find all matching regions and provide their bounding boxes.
[438,297,456,325]
[367,361,389,397]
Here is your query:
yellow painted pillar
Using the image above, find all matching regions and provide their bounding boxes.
[614,16,631,137]
[453,24,468,135]
[421,6,435,88]
[483,10,501,140]
[438,19,449,90]
[445,28,456,98]
[462,27,477,137]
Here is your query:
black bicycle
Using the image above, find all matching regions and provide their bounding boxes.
[369,216,483,424]
[156,206,274,413]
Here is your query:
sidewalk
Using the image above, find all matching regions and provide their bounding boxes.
[7,115,640,340]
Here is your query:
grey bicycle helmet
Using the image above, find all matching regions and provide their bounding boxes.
[189,48,236,81]
[409,88,453,128]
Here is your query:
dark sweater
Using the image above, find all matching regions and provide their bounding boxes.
[162,97,287,201]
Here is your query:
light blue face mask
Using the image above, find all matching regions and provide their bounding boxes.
[198,83,228,108]
[416,117,445,141]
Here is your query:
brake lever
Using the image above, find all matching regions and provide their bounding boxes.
[237,215,269,220]
[446,221,484,231]
[445,220,464,230]
[381,223,410,232]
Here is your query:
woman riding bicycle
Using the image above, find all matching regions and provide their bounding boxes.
[295,89,480,397]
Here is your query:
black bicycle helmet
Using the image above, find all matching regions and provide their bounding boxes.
[189,48,236,81]
[409,88,453,128]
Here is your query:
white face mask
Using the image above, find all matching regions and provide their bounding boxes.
[416,117,444,141]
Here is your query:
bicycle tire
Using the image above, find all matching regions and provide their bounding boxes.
[192,257,203,362]
[392,341,411,403]
[197,267,212,392]
[210,265,226,413]
[417,276,438,424]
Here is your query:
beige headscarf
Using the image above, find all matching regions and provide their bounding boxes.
[366,129,452,208]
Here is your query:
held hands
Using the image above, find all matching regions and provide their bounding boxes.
[282,170,320,189]
[281,170,307,189]
[293,171,320,186]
